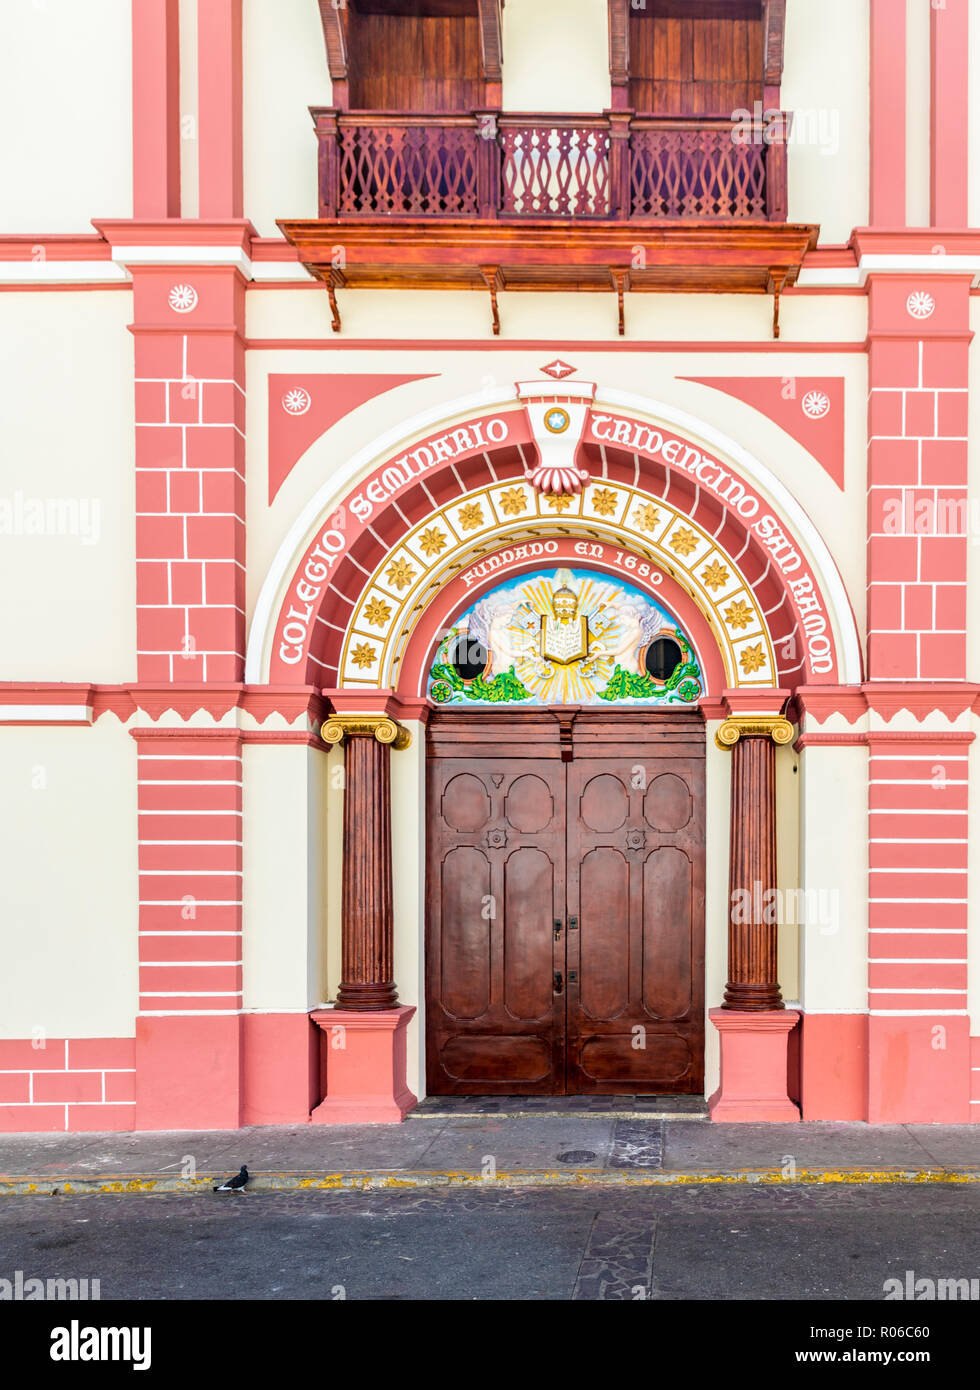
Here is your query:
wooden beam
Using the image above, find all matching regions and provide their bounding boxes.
[608,0,630,91]
[477,0,503,94]
[281,218,818,299]
[318,0,349,108]
[761,0,786,106]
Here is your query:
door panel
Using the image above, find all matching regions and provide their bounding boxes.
[426,727,565,1095]
[426,710,705,1095]
[578,847,630,1020]
[503,848,555,1021]
[564,714,705,1095]
[439,847,491,1019]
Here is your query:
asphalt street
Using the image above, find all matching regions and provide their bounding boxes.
[2,1182,979,1302]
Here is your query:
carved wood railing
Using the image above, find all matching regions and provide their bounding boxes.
[312,109,789,222]
[497,116,612,217]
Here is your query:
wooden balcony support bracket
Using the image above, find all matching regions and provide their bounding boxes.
[610,267,630,337]
[767,267,788,340]
[320,266,344,334]
[480,263,503,336]
[317,0,349,110]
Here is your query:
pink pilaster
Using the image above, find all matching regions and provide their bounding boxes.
[133,728,245,1130]
[869,0,906,226]
[197,0,244,219]
[930,0,970,227]
[866,729,973,1122]
[866,274,971,681]
[94,220,251,683]
[131,0,181,218]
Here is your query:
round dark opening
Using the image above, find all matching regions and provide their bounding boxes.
[645,636,683,682]
[450,633,488,681]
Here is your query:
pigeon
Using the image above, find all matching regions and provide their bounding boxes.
[213,1165,248,1193]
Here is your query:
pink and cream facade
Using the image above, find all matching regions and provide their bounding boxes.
[2,0,980,1131]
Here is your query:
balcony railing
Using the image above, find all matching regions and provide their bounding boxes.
[314,110,789,223]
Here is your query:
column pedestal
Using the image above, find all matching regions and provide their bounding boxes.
[310,1007,417,1124]
[708,1008,800,1122]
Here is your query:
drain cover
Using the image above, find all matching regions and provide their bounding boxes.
[557,1149,596,1164]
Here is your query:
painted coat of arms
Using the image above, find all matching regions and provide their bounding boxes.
[428,568,702,706]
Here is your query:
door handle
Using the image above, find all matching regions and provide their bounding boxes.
[553,971,563,995]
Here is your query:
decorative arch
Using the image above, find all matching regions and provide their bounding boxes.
[245,386,862,693]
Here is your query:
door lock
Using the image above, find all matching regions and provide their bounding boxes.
[553,971,563,994]
[554,918,562,940]
[568,915,578,931]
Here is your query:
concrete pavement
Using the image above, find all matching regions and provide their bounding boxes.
[1,1107,978,1196]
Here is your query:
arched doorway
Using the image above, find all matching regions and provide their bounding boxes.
[422,564,706,1095]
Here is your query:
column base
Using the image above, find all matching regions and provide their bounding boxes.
[310,1006,417,1124]
[708,1008,800,1122]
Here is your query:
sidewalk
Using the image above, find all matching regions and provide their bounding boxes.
[1,1097,978,1195]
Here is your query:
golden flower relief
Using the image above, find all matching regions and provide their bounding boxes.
[418,526,448,558]
[457,503,484,531]
[385,557,417,591]
[701,560,730,592]
[498,487,528,516]
[351,642,377,671]
[739,643,766,675]
[724,599,753,631]
[669,527,698,558]
[589,487,619,517]
[362,597,392,629]
[632,503,662,532]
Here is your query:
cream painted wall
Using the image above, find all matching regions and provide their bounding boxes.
[502,0,610,113]
[702,730,731,1098]
[0,0,132,233]
[247,285,869,347]
[390,722,428,1099]
[783,0,869,242]
[797,743,869,1014]
[325,742,343,1001]
[776,743,801,1003]
[0,720,138,1039]
[0,292,136,681]
[905,0,931,228]
[242,0,333,237]
[242,743,329,1011]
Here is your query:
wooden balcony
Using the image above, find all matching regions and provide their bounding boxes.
[316,109,788,222]
[280,107,818,335]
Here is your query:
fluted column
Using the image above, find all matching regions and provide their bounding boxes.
[322,714,411,1012]
[716,715,794,1012]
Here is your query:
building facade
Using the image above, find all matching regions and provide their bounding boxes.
[1,0,979,1131]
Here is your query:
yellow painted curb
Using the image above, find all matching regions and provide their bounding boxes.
[0,1167,978,1197]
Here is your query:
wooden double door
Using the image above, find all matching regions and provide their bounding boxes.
[425,710,706,1095]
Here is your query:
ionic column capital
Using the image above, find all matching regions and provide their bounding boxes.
[322,714,412,750]
[715,716,794,751]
